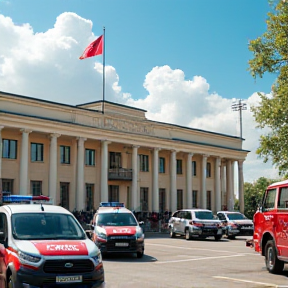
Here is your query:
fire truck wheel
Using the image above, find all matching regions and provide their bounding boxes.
[265,240,284,274]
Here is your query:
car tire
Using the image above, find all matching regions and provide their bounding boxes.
[214,235,222,241]
[169,227,176,238]
[185,229,192,240]
[265,240,284,274]
[137,250,144,258]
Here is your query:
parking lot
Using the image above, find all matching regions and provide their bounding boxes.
[103,233,288,288]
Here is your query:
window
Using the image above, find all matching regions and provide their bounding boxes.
[2,139,17,159]
[60,146,70,164]
[86,184,94,211]
[140,187,148,211]
[207,191,211,210]
[159,157,165,173]
[31,181,42,196]
[192,190,198,208]
[140,154,149,172]
[206,162,211,178]
[192,161,197,176]
[31,143,44,162]
[60,182,69,210]
[2,179,13,194]
[109,152,121,168]
[85,149,95,166]
[109,185,119,202]
[278,187,288,209]
[159,189,166,213]
[177,159,182,174]
[263,189,276,211]
[177,189,183,210]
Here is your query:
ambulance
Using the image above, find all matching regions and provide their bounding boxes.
[91,202,145,258]
[0,194,105,288]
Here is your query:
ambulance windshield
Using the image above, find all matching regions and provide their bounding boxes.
[11,213,86,240]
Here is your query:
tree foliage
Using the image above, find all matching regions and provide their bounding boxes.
[242,177,280,219]
[248,0,288,175]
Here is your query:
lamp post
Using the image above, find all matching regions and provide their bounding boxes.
[231,99,247,139]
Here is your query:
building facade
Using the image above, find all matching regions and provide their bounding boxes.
[0,91,249,213]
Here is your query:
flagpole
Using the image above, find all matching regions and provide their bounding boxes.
[102,26,105,114]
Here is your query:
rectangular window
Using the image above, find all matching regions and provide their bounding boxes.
[159,188,166,213]
[86,183,94,211]
[140,187,149,211]
[31,181,42,196]
[2,139,17,159]
[109,152,122,168]
[207,190,211,210]
[177,189,183,210]
[278,187,288,209]
[159,157,165,173]
[263,189,276,211]
[177,159,182,174]
[31,143,44,162]
[85,149,95,166]
[2,179,13,194]
[192,190,198,208]
[206,162,211,178]
[140,154,149,172]
[60,182,69,210]
[60,146,70,164]
[192,161,197,176]
[109,185,119,202]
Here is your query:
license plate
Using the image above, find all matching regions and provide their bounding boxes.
[56,275,82,283]
[115,242,129,247]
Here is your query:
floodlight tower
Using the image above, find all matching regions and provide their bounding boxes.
[231,99,247,140]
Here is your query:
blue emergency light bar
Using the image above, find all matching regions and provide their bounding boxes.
[99,202,125,208]
[2,195,50,203]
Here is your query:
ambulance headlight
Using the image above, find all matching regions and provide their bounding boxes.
[19,251,41,263]
[136,227,144,241]
[92,252,102,265]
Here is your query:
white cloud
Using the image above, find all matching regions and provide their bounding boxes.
[0,12,279,184]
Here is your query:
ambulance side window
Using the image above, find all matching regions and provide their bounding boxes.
[0,213,8,245]
[278,187,288,209]
[263,189,277,211]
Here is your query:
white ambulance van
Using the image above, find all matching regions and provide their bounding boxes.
[0,195,105,288]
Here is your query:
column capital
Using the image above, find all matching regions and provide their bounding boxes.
[0,126,4,131]
[77,137,87,142]
[50,133,61,139]
[238,159,244,165]
[154,147,161,151]
[20,128,32,134]
[202,154,209,159]
[101,139,111,145]
[132,145,140,149]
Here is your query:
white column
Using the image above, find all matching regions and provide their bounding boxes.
[0,126,4,192]
[226,159,233,211]
[186,153,193,209]
[152,148,160,212]
[20,129,31,195]
[49,133,60,204]
[132,145,139,210]
[220,161,226,210]
[231,160,235,209]
[215,157,221,212]
[170,150,177,212]
[238,160,245,214]
[201,155,208,209]
[77,137,86,211]
[101,140,110,202]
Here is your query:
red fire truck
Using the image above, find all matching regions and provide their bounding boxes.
[247,179,288,274]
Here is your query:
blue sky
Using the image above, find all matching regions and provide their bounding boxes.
[0,0,281,183]
[0,0,275,100]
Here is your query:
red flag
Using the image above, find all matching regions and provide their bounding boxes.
[79,35,103,60]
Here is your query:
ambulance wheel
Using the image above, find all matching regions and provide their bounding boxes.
[137,250,144,258]
[265,240,284,274]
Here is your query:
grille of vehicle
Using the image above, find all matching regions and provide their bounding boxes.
[43,259,94,273]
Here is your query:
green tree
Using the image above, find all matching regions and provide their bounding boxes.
[243,177,279,219]
[248,0,288,175]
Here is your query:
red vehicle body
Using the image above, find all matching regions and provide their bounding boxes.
[249,179,288,274]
